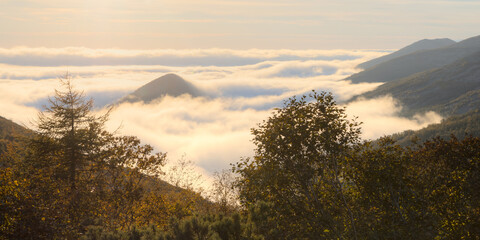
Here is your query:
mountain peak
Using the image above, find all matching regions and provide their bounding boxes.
[161,73,182,79]
[120,73,201,104]
[348,35,480,84]
[357,38,456,70]
[451,34,480,48]
[409,38,455,47]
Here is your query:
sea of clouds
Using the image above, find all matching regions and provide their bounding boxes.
[0,47,442,177]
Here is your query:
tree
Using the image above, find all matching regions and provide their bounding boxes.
[410,136,480,239]
[164,154,205,193]
[234,91,361,239]
[346,136,480,239]
[346,138,435,239]
[210,169,239,214]
[0,167,34,239]
[16,74,167,238]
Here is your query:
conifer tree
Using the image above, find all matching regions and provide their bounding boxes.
[19,74,166,238]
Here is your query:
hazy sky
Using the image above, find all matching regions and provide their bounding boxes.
[1,0,479,49]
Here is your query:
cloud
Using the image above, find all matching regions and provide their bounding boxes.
[252,61,338,78]
[0,102,38,128]
[345,96,442,139]
[0,47,385,67]
[0,48,441,178]
[106,96,270,172]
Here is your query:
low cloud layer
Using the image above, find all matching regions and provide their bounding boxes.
[107,97,269,172]
[0,48,442,176]
[345,96,443,139]
[0,47,383,67]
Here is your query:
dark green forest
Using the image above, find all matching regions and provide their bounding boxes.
[1,81,479,239]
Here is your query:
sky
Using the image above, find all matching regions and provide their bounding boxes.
[1,0,479,49]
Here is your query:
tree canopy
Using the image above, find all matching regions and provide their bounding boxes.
[234,91,480,239]
[2,85,480,239]
[234,91,361,239]
[1,76,170,239]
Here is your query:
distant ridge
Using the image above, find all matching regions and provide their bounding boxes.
[354,50,480,117]
[119,73,201,104]
[358,38,456,69]
[347,35,480,84]
[450,34,480,49]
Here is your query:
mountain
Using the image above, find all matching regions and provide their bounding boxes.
[0,114,213,210]
[120,73,201,103]
[358,38,456,70]
[353,50,480,117]
[390,110,480,146]
[347,35,480,84]
[0,116,30,156]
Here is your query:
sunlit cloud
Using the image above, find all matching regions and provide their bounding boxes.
[0,48,442,176]
[107,96,269,172]
[345,96,443,139]
[0,47,385,66]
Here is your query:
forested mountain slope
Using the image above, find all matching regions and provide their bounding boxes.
[0,113,207,198]
[390,110,480,146]
[0,111,215,239]
[0,116,30,155]
[354,50,480,116]
[347,35,480,83]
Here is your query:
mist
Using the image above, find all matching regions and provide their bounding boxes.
[0,47,442,177]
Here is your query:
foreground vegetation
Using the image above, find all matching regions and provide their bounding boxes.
[1,80,479,239]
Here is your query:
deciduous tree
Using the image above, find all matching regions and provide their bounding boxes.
[234,91,361,239]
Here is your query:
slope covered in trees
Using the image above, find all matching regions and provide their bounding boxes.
[0,116,30,156]
[391,110,480,146]
[0,77,213,239]
[233,92,480,239]
[2,79,480,239]
[354,50,480,116]
[348,35,480,152]
[347,35,480,84]
[77,89,480,238]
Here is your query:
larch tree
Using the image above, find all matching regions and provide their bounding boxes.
[18,74,167,239]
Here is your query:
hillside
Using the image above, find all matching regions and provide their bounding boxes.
[391,110,480,146]
[358,38,455,69]
[347,35,480,84]
[119,73,201,104]
[0,116,30,156]
[0,115,213,211]
[354,50,480,117]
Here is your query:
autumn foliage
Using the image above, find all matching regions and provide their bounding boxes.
[1,86,479,239]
